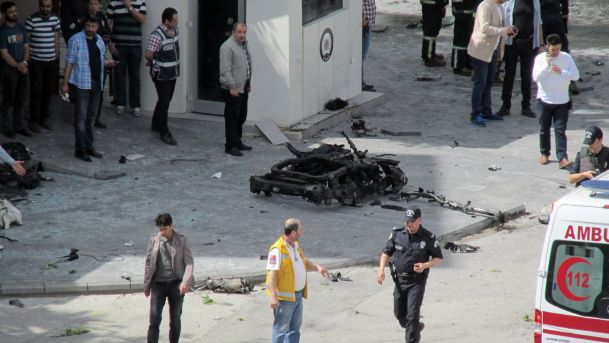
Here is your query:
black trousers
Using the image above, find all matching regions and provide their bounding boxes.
[29,59,58,126]
[0,68,27,133]
[221,83,249,150]
[151,77,177,135]
[148,280,184,343]
[451,12,473,70]
[542,17,569,52]
[501,40,535,110]
[422,4,444,61]
[115,44,142,108]
[539,100,569,161]
[394,276,427,343]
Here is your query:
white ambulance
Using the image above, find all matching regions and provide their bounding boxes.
[534,179,609,342]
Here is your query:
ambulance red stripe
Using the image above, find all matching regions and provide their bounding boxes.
[543,329,609,342]
[544,312,609,334]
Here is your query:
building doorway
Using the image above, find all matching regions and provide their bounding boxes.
[193,0,245,114]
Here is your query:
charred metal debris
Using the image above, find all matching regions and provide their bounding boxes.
[250,133,505,223]
[250,132,407,205]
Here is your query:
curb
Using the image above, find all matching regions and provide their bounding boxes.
[0,205,526,297]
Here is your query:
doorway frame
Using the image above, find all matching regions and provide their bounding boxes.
[190,0,246,114]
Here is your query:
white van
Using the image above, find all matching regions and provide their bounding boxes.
[534,178,609,342]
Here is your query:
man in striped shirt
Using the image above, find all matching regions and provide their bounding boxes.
[25,0,60,133]
[106,0,146,116]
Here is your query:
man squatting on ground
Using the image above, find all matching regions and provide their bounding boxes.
[568,126,609,187]
[266,218,330,343]
[144,213,194,343]
[377,206,443,343]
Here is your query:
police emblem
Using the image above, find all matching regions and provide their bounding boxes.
[320,28,334,62]
[420,241,426,249]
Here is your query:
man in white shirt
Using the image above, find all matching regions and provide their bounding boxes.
[265,218,330,343]
[532,33,579,168]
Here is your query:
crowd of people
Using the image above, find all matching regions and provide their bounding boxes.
[0,0,254,162]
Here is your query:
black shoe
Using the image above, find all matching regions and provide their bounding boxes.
[94,120,107,129]
[3,130,15,138]
[75,150,92,162]
[16,129,33,137]
[521,108,537,118]
[237,142,252,151]
[28,123,41,133]
[40,121,53,131]
[495,107,511,117]
[420,322,425,332]
[424,58,446,67]
[453,68,472,76]
[225,147,243,156]
[362,83,376,92]
[481,113,504,121]
[160,133,177,145]
[87,148,103,158]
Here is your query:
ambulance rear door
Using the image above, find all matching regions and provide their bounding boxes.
[540,204,609,342]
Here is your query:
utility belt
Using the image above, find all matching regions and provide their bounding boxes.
[397,271,426,279]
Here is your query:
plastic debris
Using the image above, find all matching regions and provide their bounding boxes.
[126,154,145,161]
[212,172,222,179]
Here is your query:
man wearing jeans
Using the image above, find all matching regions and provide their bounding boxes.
[63,16,116,162]
[145,7,179,146]
[0,2,32,138]
[106,0,146,116]
[533,33,579,168]
[144,213,194,343]
[467,0,515,126]
[266,218,330,343]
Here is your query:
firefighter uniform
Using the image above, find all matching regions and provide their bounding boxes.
[451,0,476,73]
[421,0,449,65]
[383,223,443,343]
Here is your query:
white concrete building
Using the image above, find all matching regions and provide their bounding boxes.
[19,0,363,127]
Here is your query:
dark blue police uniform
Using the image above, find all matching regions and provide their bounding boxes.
[383,225,443,343]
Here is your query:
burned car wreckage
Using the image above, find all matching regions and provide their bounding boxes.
[250,133,407,205]
[250,133,506,224]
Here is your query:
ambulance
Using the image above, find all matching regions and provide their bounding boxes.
[534,179,609,342]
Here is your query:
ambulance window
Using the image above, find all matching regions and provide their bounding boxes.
[545,241,608,318]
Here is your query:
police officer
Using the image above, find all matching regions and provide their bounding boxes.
[420,0,449,67]
[451,0,476,75]
[568,126,609,187]
[376,206,443,343]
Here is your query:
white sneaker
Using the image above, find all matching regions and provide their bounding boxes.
[132,107,141,117]
[115,105,124,115]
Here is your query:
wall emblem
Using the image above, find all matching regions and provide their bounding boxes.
[320,28,333,62]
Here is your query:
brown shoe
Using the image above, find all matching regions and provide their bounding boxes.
[559,158,572,169]
[539,155,549,165]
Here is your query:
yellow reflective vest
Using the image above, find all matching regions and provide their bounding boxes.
[265,236,308,302]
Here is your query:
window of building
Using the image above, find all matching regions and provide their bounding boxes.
[303,0,343,25]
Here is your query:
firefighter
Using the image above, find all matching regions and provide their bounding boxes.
[451,0,476,75]
[420,0,449,67]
